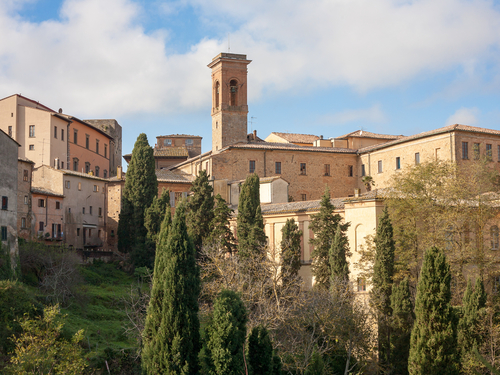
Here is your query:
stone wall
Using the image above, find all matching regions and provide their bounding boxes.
[17,160,33,240]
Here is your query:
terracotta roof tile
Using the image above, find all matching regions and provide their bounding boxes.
[258,198,346,215]
[155,169,195,183]
[31,187,64,198]
[270,132,320,144]
[224,142,356,154]
[335,130,403,140]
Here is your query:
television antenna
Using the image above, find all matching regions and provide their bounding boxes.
[250,116,257,131]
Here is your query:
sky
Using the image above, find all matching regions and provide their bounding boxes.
[1,0,500,163]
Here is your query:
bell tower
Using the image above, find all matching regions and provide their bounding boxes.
[208,53,251,152]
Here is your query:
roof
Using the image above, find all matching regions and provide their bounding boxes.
[124,147,190,161]
[259,197,346,215]
[0,128,21,146]
[156,169,195,184]
[269,132,320,144]
[168,150,213,170]
[157,134,202,138]
[60,168,109,181]
[0,94,56,112]
[31,187,64,198]
[335,130,403,140]
[358,124,500,154]
[18,157,34,164]
[221,141,356,154]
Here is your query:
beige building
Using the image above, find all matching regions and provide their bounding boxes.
[17,158,34,240]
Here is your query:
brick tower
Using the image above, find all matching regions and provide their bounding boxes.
[208,53,252,152]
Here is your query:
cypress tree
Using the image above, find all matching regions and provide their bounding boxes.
[144,188,171,244]
[390,277,414,375]
[280,218,302,285]
[237,173,266,257]
[207,194,236,255]
[329,226,350,287]
[247,325,274,375]
[117,133,158,266]
[372,207,395,370]
[204,289,247,375]
[142,201,200,375]
[409,247,458,375]
[310,187,348,289]
[186,170,215,255]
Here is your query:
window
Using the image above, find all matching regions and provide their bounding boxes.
[474,143,480,160]
[164,139,172,146]
[1,196,7,210]
[96,140,100,154]
[8,126,12,137]
[73,158,79,172]
[104,144,107,158]
[39,222,44,232]
[324,164,330,176]
[185,139,193,146]
[54,126,57,139]
[86,134,90,149]
[29,145,34,151]
[93,185,99,192]
[61,162,64,169]
[249,160,255,173]
[38,199,45,208]
[65,180,70,189]
[348,165,353,177]
[29,125,35,137]
[462,142,468,159]
[378,160,383,173]
[98,230,101,239]
[78,182,82,191]
[23,170,29,182]
[415,152,420,165]
[68,208,71,213]
[300,163,306,175]
[275,162,282,174]
[95,166,100,177]
[491,226,499,250]
[396,157,401,170]
[103,170,107,178]
[361,164,366,177]
[99,207,102,216]
[21,217,26,229]
[55,201,60,210]
[89,206,93,215]
[24,195,28,205]
[74,129,78,144]
[1,226,7,241]
[61,129,64,141]
[301,194,307,201]
[77,228,80,236]
[357,278,367,292]
[82,207,85,214]
[487,144,492,159]
[85,162,90,174]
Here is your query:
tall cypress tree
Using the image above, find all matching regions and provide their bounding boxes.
[247,325,275,375]
[186,170,214,255]
[117,133,158,266]
[204,290,247,375]
[372,207,395,370]
[409,247,458,375]
[310,187,348,289]
[144,188,171,244]
[329,226,350,288]
[237,173,266,257]
[207,194,236,255]
[280,218,302,285]
[142,201,200,375]
[390,277,414,375]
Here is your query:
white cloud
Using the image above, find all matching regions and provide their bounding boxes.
[445,107,480,126]
[320,104,387,125]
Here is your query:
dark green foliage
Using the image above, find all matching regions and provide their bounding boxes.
[142,201,200,375]
[310,187,349,289]
[248,325,274,375]
[390,277,414,375]
[204,290,247,375]
[207,194,236,255]
[372,207,395,369]
[144,188,171,244]
[237,174,267,257]
[280,218,302,285]
[186,170,215,255]
[409,247,458,375]
[329,226,350,287]
[0,242,12,281]
[117,133,158,267]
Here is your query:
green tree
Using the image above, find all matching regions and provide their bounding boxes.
[186,170,215,255]
[144,188,171,244]
[280,218,302,286]
[0,242,13,281]
[5,305,87,375]
[390,277,414,375]
[142,201,200,375]
[329,226,350,287]
[237,174,266,258]
[204,290,247,375]
[310,187,349,289]
[118,133,158,267]
[248,325,275,375]
[371,207,395,370]
[206,194,236,255]
[409,247,458,375]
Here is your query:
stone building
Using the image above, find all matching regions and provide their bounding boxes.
[85,119,123,177]
[17,157,34,240]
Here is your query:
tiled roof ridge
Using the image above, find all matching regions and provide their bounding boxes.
[225,141,356,153]
[335,130,403,140]
[271,132,320,143]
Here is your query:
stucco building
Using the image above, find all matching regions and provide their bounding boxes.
[17,158,34,241]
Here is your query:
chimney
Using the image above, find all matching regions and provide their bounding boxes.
[354,188,360,198]
[320,135,323,140]
[253,130,257,140]
[58,108,63,114]
[117,166,123,179]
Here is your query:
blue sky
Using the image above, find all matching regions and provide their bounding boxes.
[1,0,500,162]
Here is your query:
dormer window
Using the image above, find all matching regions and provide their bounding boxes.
[164,139,172,146]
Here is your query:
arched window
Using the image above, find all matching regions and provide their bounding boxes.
[491,225,499,250]
[230,79,238,106]
[103,169,107,178]
[215,81,220,108]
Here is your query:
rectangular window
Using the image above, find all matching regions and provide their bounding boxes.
[55,201,60,210]
[54,126,57,139]
[78,182,82,191]
[300,163,306,175]
[275,162,281,174]
[186,139,193,146]
[68,208,71,213]
[21,217,26,229]
[82,207,85,214]
[99,207,102,217]
[96,140,99,154]
[415,152,420,165]
[95,167,100,177]
[29,144,34,151]
[474,143,480,160]
[61,129,64,141]
[65,180,70,189]
[77,228,80,236]
[361,164,365,177]
[324,164,330,176]
[486,144,492,159]
[348,165,353,177]
[357,278,367,292]
[85,162,90,174]
[24,196,28,205]
[73,158,78,171]
[104,144,107,158]
[74,129,78,144]
[249,160,255,173]
[462,142,469,159]
[61,162,64,169]
[378,160,383,173]
[396,157,401,170]
[301,194,307,201]
[8,126,12,137]
[89,206,93,215]
[39,222,44,232]
[1,226,7,241]
[86,134,90,149]
[1,196,7,210]
[29,125,35,137]
[23,170,29,182]
[93,185,98,192]
[38,199,45,208]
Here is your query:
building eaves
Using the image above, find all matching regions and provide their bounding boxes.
[335,130,403,140]
[257,197,346,215]
[220,142,356,154]
[270,132,320,144]
[158,134,202,138]
[155,169,195,184]
[31,187,64,198]
[0,94,56,112]
[18,157,35,164]
[61,115,113,140]
[228,175,289,185]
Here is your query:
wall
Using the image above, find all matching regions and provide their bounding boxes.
[31,192,64,241]
[17,160,33,240]
[85,119,123,177]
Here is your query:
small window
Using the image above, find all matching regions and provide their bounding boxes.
[474,143,480,160]
[185,139,193,146]
[65,180,70,189]
[73,158,79,172]
[1,196,7,210]
[29,125,35,137]
[38,199,45,208]
[249,160,256,173]
[275,162,282,174]
[357,278,367,292]
[98,230,101,238]
[300,163,306,175]
[73,129,78,144]
[23,170,29,182]
[96,140,99,154]
[8,126,12,137]
[462,142,469,159]
[324,164,330,176]
[301,194,307,201]
[164,139,172,146]
[54,126,57,139]
[415,153,420,165]
[55,201,61,210]
[77,228,80,236]
[99,207,102,216]
[486,144,492,159]
[103,170,107,178]
[492,226,499,250]
[378,160,383,173]
[86,134,90,149]
[348,165,353,177]
[89,206,93,215]
[78,182,82,190]
[68,208,71,213]
[1,226,7,241]
[104,144,107,158]
[61,129,64,141]
[24,195,28,205]
[82,207,85,214]
[29,145,34,151]
[21,217,26,229]
[85,162,90,174]
[396,157,401,170]
[361,164,366,177]
[95,166,100,177]
[93,185,99,192]
[39,222,44,232]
